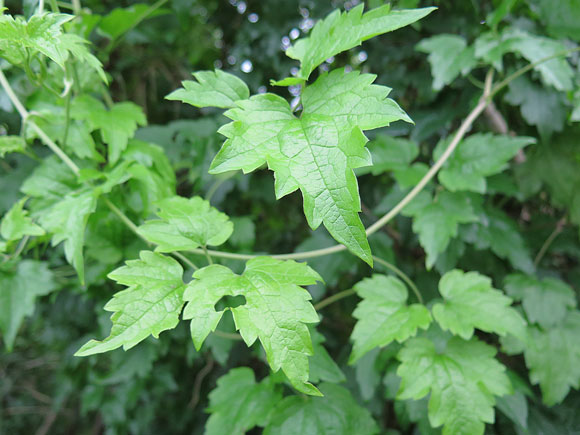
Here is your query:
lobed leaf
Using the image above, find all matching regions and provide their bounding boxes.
[0,198,45,242]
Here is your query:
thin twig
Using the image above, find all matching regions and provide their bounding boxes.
[534,217,566,267]
[314,289,356,310]
[188,355,214,409]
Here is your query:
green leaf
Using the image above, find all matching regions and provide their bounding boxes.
[0,198,45,241]
[183,257,322,395]
[433,269,527,341]
[504,76,566,141]
[0,260,55,350]
[397,336,512,435]
[416,34,477,91]
[349,275,431,364]
[137,196,233,252]
[475,28,574,91]
[206,367,281,435]
[264,383,379,435]
[166,70,250,109]
[532,0,580,40]
[434,133,535,193]
[210,68,412,264]
[75,251,186,356]
[403,191,478,268]
[39,190,97,284]
[309,329,346,384]
[358,135,419,176]
[274,4,435,84]
[520,312,580,406]
[461,206,535,273]
[504,274,576,329]
[99,4,170,41]
[0,136,26,158]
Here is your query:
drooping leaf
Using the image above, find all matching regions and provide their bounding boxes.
[75,251,186,356]
[274,4,436,84]
[0,260,55,350]
[138,196,233,252]
[98,3,170,41]
[0,136,26,158]
[183,257,322,395]
[39,190,98,284]
[416,34,477,91]
[209,68,413,264]
[402,190,478,268]
[434,133,535,193]
[0,198,45,241]
[349,274,431,364]
[504,274,576,329]
[205,367,281,435]
[397,336,512,435]
[433,269,527,341]
[166,70,250,109]
[309,329,346,384]
[263,383,379,435]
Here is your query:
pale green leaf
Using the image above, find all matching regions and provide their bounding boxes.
[403,191,478,268]
[138,196,233,252]
[39,190,97,284]
[433,269,527,341]
[210,68,412,264]
[0,198,45,241]
[0,136,26,158]
[75,251,186,356]
[0,260,55,350]
[349,275,431,364]
[435,133,535,193]
[166,70,250,109]
[504,274,576,329]
[416,34,477,90]
[274,4,435,84]
[183,257,322,395]
[206,367,281,435]
[264,383,379,435]
[397,336,512,435]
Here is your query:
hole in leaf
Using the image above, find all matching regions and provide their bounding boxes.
[214,294,246,311]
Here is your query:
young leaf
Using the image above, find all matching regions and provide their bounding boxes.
[39,190,97,284]
[349,275,431,364]
[0,136,26,158]
[264,383,379,434]
[138,196,233,252]
[397,336,512,435]
[183,257,322,395]
[206,367,281,435]
[274,4,436,85]
[210,68,413,264]
[433,269,527,341]
[416,34,477,91]
[402,191,478,268]
[166,70,250,109]
[0,198,45,241]
[434,133,535,193]
[504,274,576,329]
[75,251,186,356]
[0,260,55,350]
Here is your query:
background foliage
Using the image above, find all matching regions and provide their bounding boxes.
[1,0,580,434]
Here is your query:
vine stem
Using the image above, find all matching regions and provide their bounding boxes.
[0,69,80,176]
[372,256,423,304]
[314,289,356,310]
[534,216,566,267]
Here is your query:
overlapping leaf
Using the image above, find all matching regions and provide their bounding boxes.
[138,196,233,252]
[274,4,435,85]
[264,383,379,434]
[433,270,527,340]
[397,336,512,435]
[208,68,412,264]
[183,257,322,395]
[75,251,186,356]
[349,274,431,364]
[0,136,26,158]
[205,367,281,435]
[0,260,55,350]
[434,133,535,193]
[0,198,45,241]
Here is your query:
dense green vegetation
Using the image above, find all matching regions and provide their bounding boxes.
[1,0,580,433]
